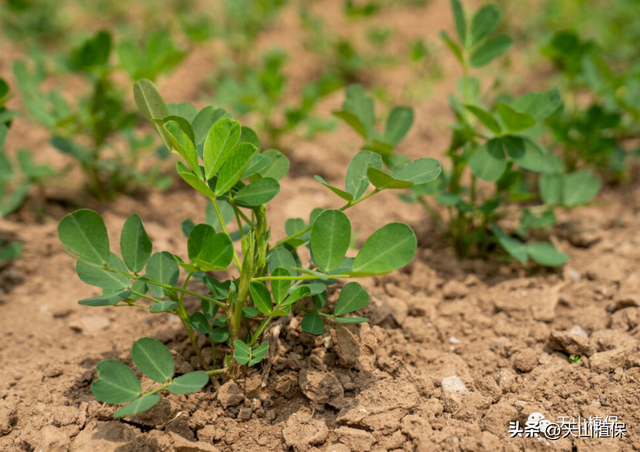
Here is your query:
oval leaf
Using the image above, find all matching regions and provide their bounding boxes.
[58,209,110,265]
[310,210,351,273]
[145,251,180,298]
[250,282,272,315]
[345,151,383,200]
[167,372,209,394]
[131,337,174,383]
[562,170,600,207]
[134,79,168,120]
[258,149,289,181]
[468,139,506,182]
[215,143,258,195]
[471,4,501,45]
[113,395,161,419]
[120,214,152,273]
[271,267,291,305]
[392,158,442,185]
[526,242,569,267]
[204,118,241,180]
[92,360,141,404]
[470,34,512,67]
[76,252,131,289]
[351,223,416,275]
[300,312,324,335]
[233,340,251,365]
[235,178,280,206]
[334,282,369,316]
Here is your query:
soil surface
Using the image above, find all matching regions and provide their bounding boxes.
[2,0,640,451]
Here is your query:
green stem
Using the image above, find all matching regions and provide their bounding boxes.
[292,305,335,318]
[249,317,272,347]
[175,272,210,372]
[131,291,161,304]
[252,274,350,282]
[210,197,242,269]
[230,202,246,240]
[142,368,227,397]
[114,303,149,309]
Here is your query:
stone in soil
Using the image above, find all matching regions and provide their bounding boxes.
[282,408,328,452]
[217,381,245,409]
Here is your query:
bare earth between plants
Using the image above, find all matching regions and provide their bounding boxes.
[2,0,640,451]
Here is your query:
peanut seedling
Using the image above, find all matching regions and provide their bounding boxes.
[334,0,601,266]
[57,79,441,417]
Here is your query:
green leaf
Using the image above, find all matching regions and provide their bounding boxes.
[134,79,168,120]
[193,107,231,146]
[341,85,375,137]
[177,162,216,198]
[243,153,272,178]
[150,301,179,313]
[332,110,367,139]
[58,209,110,265]
[392,158,442,185]
[249,343,269,366]
[345,151,383,200]
[470,34,512,67]
[233,340,251,365]
[310,210,351,273]
[351,223,416,275]
[267,248,297,275]
[204,118,241,180]
[212,314,228,327]
[314,176,353,201]
[77,253,131,289]
[201,299,219,321]
[367,167,414,189]
[210,328,229,342]
[491,224,527,263]
[235,178,280,206]
[113,395,161,418]
[468,139,506,182]
[92,360,141,404]
[466,105,501,134]
[145,251,180,298]
[164,120,200,175]
[271,268,291,305]
[215,143,257,195]
[258,149,289,181]
[334,282,369,316]
[335,317,369,324]
[450,0,467,45]
[250,282,272,315]
[301,312,324,335]
[526,242,568,267]
[240,126,261,150]
[470,4,501,46]
[166,102,198,122]
[562,170,600,207]
[131,337,174,383]
[120,214,152,273]
[513,139,545,172]
[187,224,234,270]
[385,107,414,145]
[190,312,211,334]
[496,104,537,132]
[440,31,464,63]
[78,289,132,307]
[511,89,562,121]
[313,291,327,309]
[539,173,563,205]
[282,285,311,307]
[167,372,209,394]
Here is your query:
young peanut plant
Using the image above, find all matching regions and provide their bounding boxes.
[0,77,55,218]
[14,31,183,200]
[57,79,441,417]
[334,0,601,266]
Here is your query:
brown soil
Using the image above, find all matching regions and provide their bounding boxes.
[2,0,640,451]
